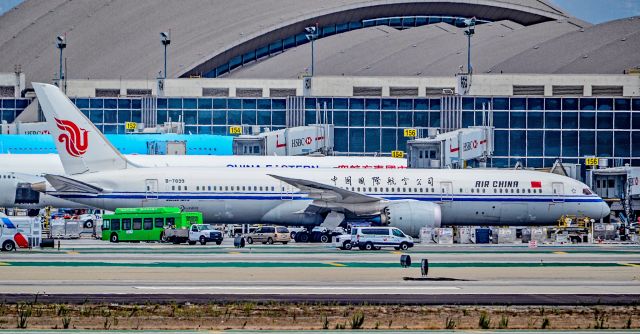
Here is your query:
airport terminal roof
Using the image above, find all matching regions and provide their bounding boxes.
[0,0,633,85]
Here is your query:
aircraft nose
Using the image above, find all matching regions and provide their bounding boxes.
[599,201,611,219]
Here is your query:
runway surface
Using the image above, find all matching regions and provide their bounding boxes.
[1,239,639,304]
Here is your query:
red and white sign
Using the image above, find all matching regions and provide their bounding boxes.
[530,181,542,188]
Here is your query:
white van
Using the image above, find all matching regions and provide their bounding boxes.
[351,226,414,250]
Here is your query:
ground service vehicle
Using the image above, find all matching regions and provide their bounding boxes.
[351,226,414,250]
[333,233,353,250]
[177,224,223,245]
[245,226,290,244]
[0,215,30,251]
[101,207,202,243]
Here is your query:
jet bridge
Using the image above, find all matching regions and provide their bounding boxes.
[232,124,334,156]
[406,126,493,169]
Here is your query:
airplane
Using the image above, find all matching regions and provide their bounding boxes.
[0,154,407,210]
[30,83,610,237]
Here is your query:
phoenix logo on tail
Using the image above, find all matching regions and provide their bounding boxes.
[55,118,89,157]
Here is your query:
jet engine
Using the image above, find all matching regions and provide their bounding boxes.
[380,201,442,237]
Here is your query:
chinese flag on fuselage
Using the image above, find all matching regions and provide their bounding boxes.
[531,181,542,188]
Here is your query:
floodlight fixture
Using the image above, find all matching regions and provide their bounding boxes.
[304,25,319,76]
[464,17,476,74]
[56,35,66,85]
[160,31,171,79]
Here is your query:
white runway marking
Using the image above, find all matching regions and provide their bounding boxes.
[134,286,460,291]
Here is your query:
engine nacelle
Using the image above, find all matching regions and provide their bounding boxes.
[381,201,442,237]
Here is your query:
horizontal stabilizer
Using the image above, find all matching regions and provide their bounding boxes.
[268,174,381,204]
[43,174,103,194]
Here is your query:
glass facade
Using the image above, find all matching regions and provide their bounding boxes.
[2,96,639,167]
[206,15,489,77]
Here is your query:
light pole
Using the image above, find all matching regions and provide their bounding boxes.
[160,31,171,79]
[56,35,66,86]
[305,25,318,76]
[464,17,476,74]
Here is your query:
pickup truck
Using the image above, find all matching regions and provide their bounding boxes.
[164,224,224,245]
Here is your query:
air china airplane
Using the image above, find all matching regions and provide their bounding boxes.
[31,83,610,236]
[0,154,407,210]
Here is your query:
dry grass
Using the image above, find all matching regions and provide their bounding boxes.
[0,303,637,330]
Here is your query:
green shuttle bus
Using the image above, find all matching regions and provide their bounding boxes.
[101,207,203,243]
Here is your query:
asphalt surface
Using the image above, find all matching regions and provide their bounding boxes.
[1,238,639,305]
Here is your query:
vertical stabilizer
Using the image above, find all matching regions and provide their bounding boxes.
[33,83,131,175]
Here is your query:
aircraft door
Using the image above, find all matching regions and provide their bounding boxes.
[144,179,159,206]
[440,181,453,202]
[280,182,294,200]
[552,182,564,203]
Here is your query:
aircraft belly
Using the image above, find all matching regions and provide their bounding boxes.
[201,199,281,224]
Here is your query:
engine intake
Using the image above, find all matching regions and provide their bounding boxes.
[381,201,442,237]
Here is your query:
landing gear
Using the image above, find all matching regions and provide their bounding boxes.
[294,232,309,243]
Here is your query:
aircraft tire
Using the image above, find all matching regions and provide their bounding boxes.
[297,233,309,243]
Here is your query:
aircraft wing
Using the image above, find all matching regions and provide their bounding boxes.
[268,174,381,204]
[43,174,103,194]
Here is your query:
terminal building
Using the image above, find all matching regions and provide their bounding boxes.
[0,0,639,169]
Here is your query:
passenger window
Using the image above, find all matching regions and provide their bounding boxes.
[196,186,200,191]
[143,218,153,230]
[111,219,120,231]
[166,217,175,227]
[392,229,404,237]
[133,218,142,230]
[122,218,132,230]
[178,185,181,191]
[208,186,212,191]
[102,219,110,229]
[172,186,175,191]
[225,186,228,191]
[154,218,164,228]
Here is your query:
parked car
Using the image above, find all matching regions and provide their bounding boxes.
[351,226,414,250]
[245,226,290,244]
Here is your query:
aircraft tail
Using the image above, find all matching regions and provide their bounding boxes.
[33,83,133,175]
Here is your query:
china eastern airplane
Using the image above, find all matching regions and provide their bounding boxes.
[0,154,407,210]
[30,83,609,236]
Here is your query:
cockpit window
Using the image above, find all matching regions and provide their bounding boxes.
[583,188,593,195]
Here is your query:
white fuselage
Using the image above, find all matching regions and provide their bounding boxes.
[47,167,610,227]
[0,154,406,209]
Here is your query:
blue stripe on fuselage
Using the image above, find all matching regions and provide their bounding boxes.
[52,192,604,203]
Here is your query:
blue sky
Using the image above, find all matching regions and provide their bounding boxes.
[1,0,639,23]
[551,0,640,23]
